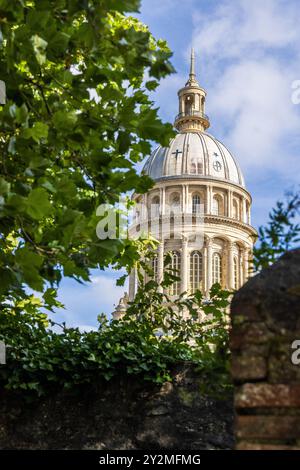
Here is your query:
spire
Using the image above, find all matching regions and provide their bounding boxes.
[189,48,196,79]
[174,48,210,132]
[186,48,199,86]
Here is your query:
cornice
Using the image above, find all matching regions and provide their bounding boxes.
[204,214,257,237]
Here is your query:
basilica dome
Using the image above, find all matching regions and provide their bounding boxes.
[143,131,245,188]
[123,49,257,311]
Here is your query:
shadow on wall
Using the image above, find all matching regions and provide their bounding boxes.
[0,364,234,450]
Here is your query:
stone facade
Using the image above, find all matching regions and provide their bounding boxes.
[231,249,300,450]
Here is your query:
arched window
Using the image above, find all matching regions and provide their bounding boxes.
[233,200,239,219]
[190,162,196,174]
[212,196,220,216]
[190,251,203,293]
[170,194,180,214]
[212,253,222,285]
[192,194,201,214]
[185,95,193,115]
[169,251,181,296]
[190,160,203,174]
[151,255,158,282]
[212,194,224,216]
[151,196,160,218]
[234,256,239,290]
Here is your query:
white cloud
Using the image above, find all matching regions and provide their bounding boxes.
[209,59,300,170]
[53,271,127,328]
[190,0,300,180]
[192,0,300,61]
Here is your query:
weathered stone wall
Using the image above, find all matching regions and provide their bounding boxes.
[231,249,300,450]
[0,365,233,450]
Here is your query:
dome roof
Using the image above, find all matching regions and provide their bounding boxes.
[142,131,245,188]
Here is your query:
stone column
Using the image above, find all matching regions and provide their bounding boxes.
[181,238,189,293]
[228,190,233,218]
[143,193,148,219]
[243,248,249,283]
[242,198,247,224]
[239,197,242,221]
[162,187,166,215]
[228,241,234,290]
[182,184,186,213]
[207,185,212,214]
[206,238,212,295]
[185,185,189,213]
[247,203,251,225]
[203,243,208,293]
[157,240,164,293]
[206,186,209,214]
[159,187,163,214]
[140,194,148,235]
[129,268,136,301]
[239,251,243,289]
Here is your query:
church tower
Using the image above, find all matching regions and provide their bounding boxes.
[174,48,210,133]
[125,50,257,309]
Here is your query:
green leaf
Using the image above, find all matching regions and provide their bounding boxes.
[22,122,49,143]
[31,34,48,65]
[0,177,10,195]
[25,188,52,220]
[145,80,159,91]
[53,110,78,132]
[15,246,44,291]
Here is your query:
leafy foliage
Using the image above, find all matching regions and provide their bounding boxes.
[0,0,175,313]
[1,1,299,402]
[0,251,231,397]
[253,188,300,271]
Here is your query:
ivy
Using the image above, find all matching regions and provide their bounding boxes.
[0,252,232,397]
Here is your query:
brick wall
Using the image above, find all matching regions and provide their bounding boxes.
[230,249,300,450]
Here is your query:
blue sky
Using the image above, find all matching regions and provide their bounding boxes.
[53,0,300,330]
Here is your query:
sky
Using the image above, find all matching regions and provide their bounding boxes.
[52,0,300,330]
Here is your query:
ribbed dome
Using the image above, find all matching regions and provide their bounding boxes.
[142,131,245,188]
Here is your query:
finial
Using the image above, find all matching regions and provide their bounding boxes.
[186,48,199,86]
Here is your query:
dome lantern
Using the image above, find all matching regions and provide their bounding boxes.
[174,48,210,133]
